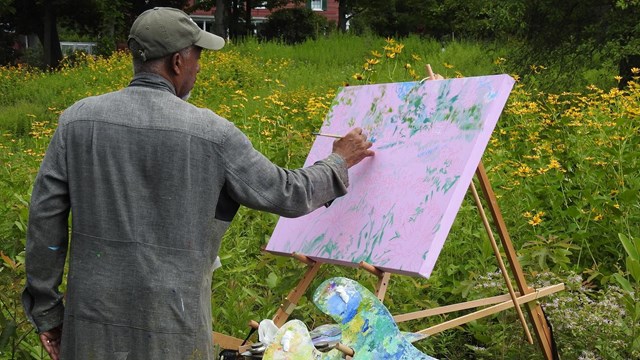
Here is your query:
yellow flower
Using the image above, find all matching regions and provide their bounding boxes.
[371,50,382,58]
[443,62,454,69]
[352,73,364,80]
[366,58,380,65]
[528,211,545,226]
[631,67,640,74]
[593,214,603,221]
[494,57,506,65]
[548,159,562,170]
[529,64,546,74]
[514,164,533,177]
[523,211,533,218]
[411,54,422,61]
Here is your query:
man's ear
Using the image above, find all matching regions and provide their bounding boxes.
[170,52,183,76]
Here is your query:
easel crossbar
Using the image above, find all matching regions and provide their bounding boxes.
[394,293,519,323]
[416,283,564,337]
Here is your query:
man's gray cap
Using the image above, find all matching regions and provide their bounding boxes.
[128,7,225,61]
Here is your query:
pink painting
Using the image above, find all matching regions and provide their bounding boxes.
[265,75,515,278]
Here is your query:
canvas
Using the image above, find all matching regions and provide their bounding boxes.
[265,75,515,278]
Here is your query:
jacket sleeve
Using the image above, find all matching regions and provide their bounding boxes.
[22,124,70,333]
[221,125,349,218]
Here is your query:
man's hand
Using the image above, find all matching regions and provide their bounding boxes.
[332,127,374,168]
[39,325,62,360]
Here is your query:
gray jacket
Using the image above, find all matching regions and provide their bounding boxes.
[23,73,348,359]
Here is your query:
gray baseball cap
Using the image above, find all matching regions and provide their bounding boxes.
[128,7,225,61]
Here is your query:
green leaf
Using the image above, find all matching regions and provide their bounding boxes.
[565,206,581,218]
[619,189,638,202]
[242,287,261,301]
[619,233,639,261]
[13,220,24,232]
[0,320,17,350]
[627,259,640,283]
[266,272,279,289]
[613,273,633,293]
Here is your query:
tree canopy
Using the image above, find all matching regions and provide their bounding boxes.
[1,0,639,71]
[1,0,188,68]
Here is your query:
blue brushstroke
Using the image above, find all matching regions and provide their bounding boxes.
[325,290,362,324]
[48,246,60,251]
[378,141,405,150]
[361,318,370,334]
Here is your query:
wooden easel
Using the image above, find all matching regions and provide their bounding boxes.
[215,161,564,359]
[215,68,564,358]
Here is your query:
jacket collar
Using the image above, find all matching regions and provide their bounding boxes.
[128,72,177,96]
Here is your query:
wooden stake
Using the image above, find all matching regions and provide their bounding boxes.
[394,292,519,323]
[272,255,322,327]
[375,272,391,302]
[359,261,391,301]
[470,181,534,344]
[212,331,245,350]
[475,163,557,359]
[417,284,564,337]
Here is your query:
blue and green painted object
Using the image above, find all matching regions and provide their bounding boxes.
[313,277,437,360]
[262,319,334,360]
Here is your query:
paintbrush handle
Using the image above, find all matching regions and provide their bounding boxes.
[312,132,343,139]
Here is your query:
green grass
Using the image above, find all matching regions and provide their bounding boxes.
[1,34,638,359]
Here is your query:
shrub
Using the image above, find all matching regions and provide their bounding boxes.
[260,7,328,45]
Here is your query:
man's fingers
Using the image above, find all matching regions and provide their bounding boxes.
[40,333,61,360]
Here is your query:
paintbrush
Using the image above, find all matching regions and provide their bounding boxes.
[312,132,343,139]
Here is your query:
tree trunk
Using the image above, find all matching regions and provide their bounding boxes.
[245,0,252,36]
[214,0,227,39]
[338,0,348,32]
[41,0,62,69]
[228,0,241,39]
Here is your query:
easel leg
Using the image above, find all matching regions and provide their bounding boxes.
[375,272,391,301]
[360,261,391,302]
[469,182,533,344]
[475,162,557,359]
[272,255,322,327]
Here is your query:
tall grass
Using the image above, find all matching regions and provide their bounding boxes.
[1,34,637,359]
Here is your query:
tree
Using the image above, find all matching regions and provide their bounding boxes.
[334,0,366,33]
[188,0,306,40]
[514,0,640,87]
[13,0,67,69]
[0,0,18,64]
[261,6,327,44]
[4,0,188,68]
[348,0,435,37]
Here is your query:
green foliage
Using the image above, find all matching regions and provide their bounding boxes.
[539,272,640,359]
[260,7,329,45]
[519,235,580,271]
[612,233,640,354]
[0,35,638,359]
